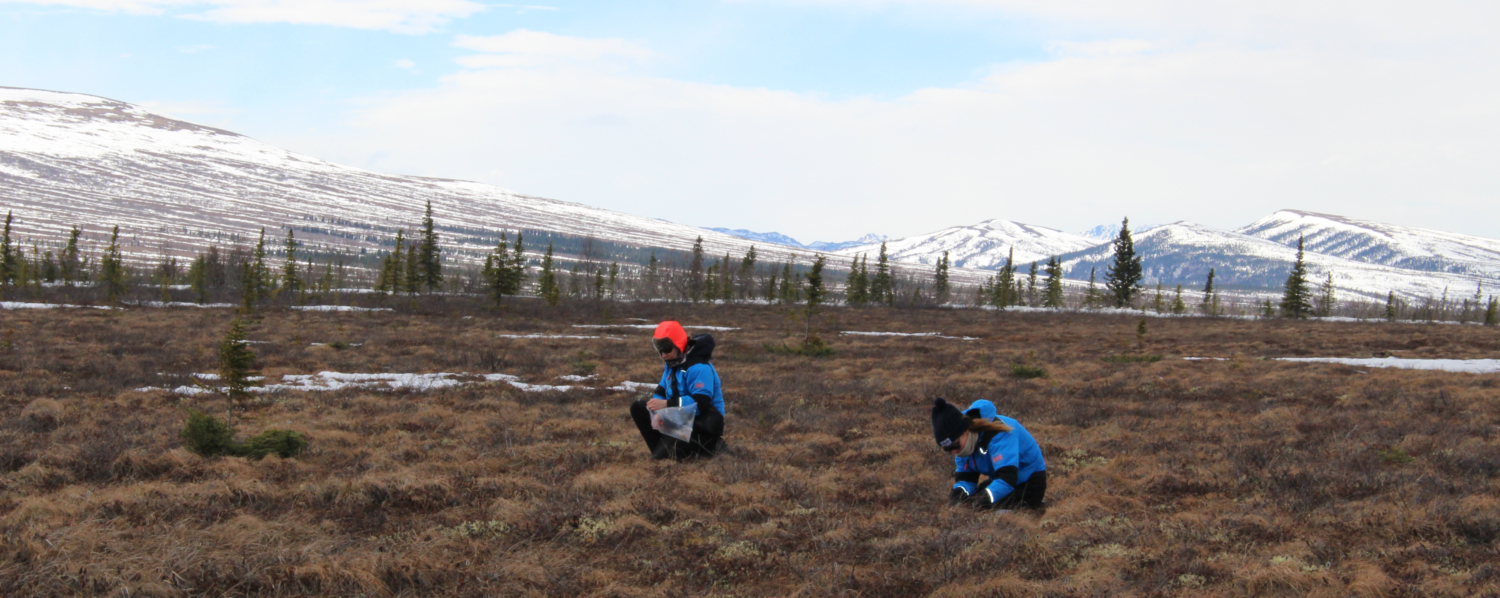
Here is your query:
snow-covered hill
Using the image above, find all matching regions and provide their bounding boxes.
[0,87,820,269]
[1059,222,1488,301]
[1237,210,1500,281]
[836,219,1099,268]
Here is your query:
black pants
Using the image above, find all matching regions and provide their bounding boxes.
[629,398,722,460]
[982,471,1048,510]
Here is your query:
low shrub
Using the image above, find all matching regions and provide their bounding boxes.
[1104,353,1163,363]
[179,410,308,460]
[20,399,65,432]
[240,429,309,460]
[180,409,237,457]
[766,335,836,357]
[1010,364,1048,379]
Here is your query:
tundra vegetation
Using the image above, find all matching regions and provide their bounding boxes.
[0,300,1497,597]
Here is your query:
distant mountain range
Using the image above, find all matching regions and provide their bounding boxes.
[705,229,886,253]
[3,86,1496,302]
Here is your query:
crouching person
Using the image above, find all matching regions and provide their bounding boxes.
[931,398,1047,510]
[629,321,725,460]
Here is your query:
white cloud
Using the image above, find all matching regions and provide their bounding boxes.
[4,0,485,33]
[394,59,416,69]
[175,43,213,53]
[453,30,654,69]
[277,28,1500,242]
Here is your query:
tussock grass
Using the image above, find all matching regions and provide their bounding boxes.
[0,301,1497,595]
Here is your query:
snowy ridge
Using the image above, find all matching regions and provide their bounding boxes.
[1237,210,1500,280]
[0,87,820,270]
[835,219,1098,268]
[1058,221,1490,301]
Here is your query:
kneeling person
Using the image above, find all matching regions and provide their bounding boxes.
[629,321,725,459]
[931,398,1047,509]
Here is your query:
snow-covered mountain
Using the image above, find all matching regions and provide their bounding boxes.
[706,229,886,253]
[705,228,808,248]
[836,219,1099,268]
[0,87,820,269]
[1059,222,1488,301]
[1237,210,1500,281]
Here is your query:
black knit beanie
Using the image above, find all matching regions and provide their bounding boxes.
[931,398,970,450]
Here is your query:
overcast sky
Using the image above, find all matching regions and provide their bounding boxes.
[3,0,1498,244]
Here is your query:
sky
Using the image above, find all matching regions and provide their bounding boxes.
[2,0,1498,244]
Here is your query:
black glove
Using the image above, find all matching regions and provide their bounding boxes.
[949,487,972,506]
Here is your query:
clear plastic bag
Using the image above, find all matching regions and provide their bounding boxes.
[651,403,697,442]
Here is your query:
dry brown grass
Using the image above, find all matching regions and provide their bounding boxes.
[1,301,1498,596]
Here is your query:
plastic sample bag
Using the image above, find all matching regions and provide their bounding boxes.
[651,403,697,442]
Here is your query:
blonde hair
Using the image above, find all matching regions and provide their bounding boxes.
[968,418,1012,434]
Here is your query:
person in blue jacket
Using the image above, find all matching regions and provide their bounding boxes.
[628,321,725,460]
[931,397,1047,509]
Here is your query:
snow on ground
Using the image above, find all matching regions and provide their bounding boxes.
[136,370,604,394]
[609,381,658,393]
[572,324,741,331]
[291,305,393,312]
[557,375,596,382]
[496,333,626,340]
[309,342,363,347]
[132,301,237,308]
[2,302,111,310]
[840,331,978,340]
[1276,357,1500,374]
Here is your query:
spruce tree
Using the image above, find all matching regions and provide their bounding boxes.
[376,230,404,293]
[1083,267,1101,308]
[704,261,721,301]
[217,318,262,410]
[40,250,58,283]
[846,255,868,306]
[644,251,659,300]
[418,200,443,292]
[1043,256,1064,308]
[1026,262,1038,307]
[538,241,559,306]
[1171,285,1186,314]
[608,262,619,299]
[251,229,274,298]
[738,246,757,300]
[404,244,420,295]
[593,267,605,300]
[505,232,527,295]
[934,251,951,305]
[778,261,796,304]
[764,269,778,302]
[1152,281,1165,313]
[100,225,127,303]
[994,248,1015,307]
[719,252,732,302]
[870,242,893,305]
[1200,268,1216,315]
[1385,291,1398,322]
[1485,297,1498,326]
[566,262,581,298]
[1279,235,1313,319]
[61,226,83,284]
[1316,272,1336,317]
[0,211,13,286]
[281,229,300,296]
[805,254,826,318]
[1104,217,1143,308]
[687,236,705,301]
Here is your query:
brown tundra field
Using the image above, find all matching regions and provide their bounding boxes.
[1,300,1498,597]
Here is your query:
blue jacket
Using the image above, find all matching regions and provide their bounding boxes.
[951,400,1045,504]
[651,334,725,417]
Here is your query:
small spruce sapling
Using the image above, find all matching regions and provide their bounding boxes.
[217,318,262,412]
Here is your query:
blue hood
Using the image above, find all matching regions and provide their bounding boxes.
[963,399,998,421]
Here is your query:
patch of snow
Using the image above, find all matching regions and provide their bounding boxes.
[840,331,978,340]
[482,373,574,392]
[1277,357,1500,373]
[1,302,112,310]
[310,342,363,347]
[572,324,740,331]
[496,333,624,340]
[608,381,658,393]
[1182,357,1228,361]
[557,374,595,382]
[133,301,237,308]
[291,305,393,312]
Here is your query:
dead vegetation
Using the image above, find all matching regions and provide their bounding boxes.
[0,301,1497,596]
